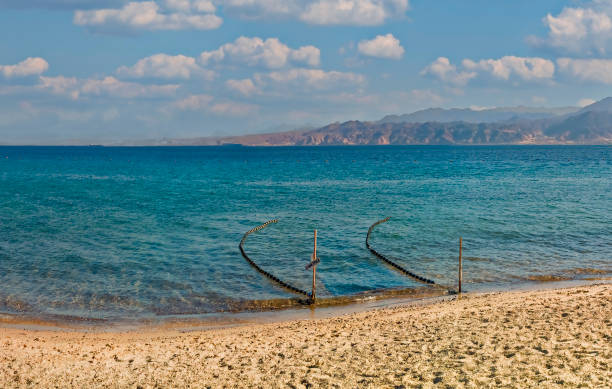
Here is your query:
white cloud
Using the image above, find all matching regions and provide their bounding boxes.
[173,94,256,116]
[300,0,408,26]
[530,1,612,55]
[289,45,321,67]
[577,98,596,107]
[39,75,179,99]
[166,0,215,12]
[462,56,555,81]
[254,68,365,90]
[420,57,476,86]
[200,36,320,68]
[116,54,215,79]
[173,94,214,109]
[39,76,80,99]
[0,57,49,78]
[81,76,179,97]
[219,0,409,26]
[219,0,297,17]
[557,57,612,84]
[422,56,555,86]
[357,33,404,59]
[226,78,257,96]
[74,1,222,32]
[0,1,125,10]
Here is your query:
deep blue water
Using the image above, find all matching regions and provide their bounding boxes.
[0,146,610,320]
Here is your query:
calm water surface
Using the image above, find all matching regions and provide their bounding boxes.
[0,146,610,320]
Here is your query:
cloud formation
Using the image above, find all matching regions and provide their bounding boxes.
[420,57,476,86]
[200,36,320,68]
[117,54,215,79]
[82,76,179,97]
[462,56,555,81]
[357,33,404,59]
[0,57,49,78]
[173,93,213,109]
[529,1,612,56]
[422,56,555,86]
[39,75,179,99]
[300,0,408,26]
[254,68,365,90]
[173,93,256,115]
[74,1,222,32]
[0,1,125,10]
[226,78,257,96]
[219,0,409,26]
[557,58,612,84]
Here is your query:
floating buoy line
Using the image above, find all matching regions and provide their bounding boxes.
[239,218,450,307]
[366,217,437,285]
[239,219,313,300]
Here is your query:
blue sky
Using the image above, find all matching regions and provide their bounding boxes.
[1,0,612,143]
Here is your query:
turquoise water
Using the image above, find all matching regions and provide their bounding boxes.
[0,146,610,321]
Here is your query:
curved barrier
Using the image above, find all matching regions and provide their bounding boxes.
[239,219,312,299]
[366,217,436,285]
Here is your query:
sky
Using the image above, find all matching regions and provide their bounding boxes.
[1,0,612,144]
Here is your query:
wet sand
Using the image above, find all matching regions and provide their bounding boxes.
[1,283,610,388]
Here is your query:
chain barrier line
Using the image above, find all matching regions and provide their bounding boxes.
[239,219,312,298]
[366,217,437,285]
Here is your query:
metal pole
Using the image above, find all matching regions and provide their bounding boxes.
[458,237,463,294]
[312,229,317,302]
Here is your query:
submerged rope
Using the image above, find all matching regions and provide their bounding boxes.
[239,219,311,298]
[366,217,436,285]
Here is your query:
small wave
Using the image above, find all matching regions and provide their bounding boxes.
[525,267,611,283]
[565,267,610,275]
[149,286,446,315]
[527,275,572,282]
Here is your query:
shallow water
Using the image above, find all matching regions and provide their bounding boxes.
[0,146,610,320]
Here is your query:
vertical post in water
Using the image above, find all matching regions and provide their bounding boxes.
[458,237,463,294]
[312,229,317,302]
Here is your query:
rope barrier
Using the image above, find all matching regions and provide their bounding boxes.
[366,217,436,285]
[239,219,312,298]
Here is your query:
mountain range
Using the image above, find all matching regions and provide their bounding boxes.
[148,97,612,146]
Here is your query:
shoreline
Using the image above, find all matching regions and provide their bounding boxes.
[1,282,609,387]
[0,277,609,332]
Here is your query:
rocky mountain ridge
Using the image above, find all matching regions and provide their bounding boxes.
[148,98,612,146]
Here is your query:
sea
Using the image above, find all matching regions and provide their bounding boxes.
[0,145,610,322]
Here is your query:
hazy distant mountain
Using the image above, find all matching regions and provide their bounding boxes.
[134,97,612,146]
[378,106,580,124]
[577,97,612,114]
[545,111,612,143]
[288,120,540,145]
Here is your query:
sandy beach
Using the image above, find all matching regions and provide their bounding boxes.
[1,283,610,388]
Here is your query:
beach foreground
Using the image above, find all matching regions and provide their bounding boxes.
[1,284,610,388]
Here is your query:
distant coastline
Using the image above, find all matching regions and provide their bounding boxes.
[4,98,612,146]
[111,97,612,146]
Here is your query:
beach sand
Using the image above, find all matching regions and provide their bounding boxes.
[1,283,610,388]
